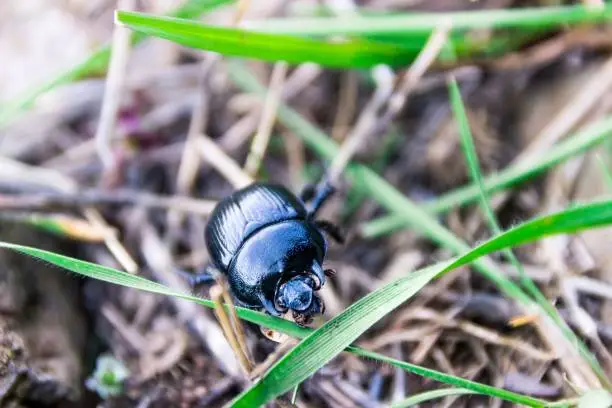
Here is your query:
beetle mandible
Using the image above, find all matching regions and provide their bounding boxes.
[204,181,343,325]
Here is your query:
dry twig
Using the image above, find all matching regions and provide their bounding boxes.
[244,62,288,176]
[0,189,216,214]
[327,22,452,184]
[139,222,241,377]
[196,136,253,189]
[97,0,135,168]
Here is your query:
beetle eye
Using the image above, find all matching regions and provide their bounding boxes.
[310,261,325,290]
[309,273,322,290]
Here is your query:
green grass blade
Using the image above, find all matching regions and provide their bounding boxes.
[450,78,539,297]
[116,11,421,69]
[0,241,306,338]
[244,4,612,36]
[595,153,612,192]
[0,241,555,407]
[390,388,477,407]
[361,115,612,238]
[231,197,612,407]
[0,50,107,128]
[170,0,234,19]
[230,264,444,407]
[0,0,235,129]
[449,79,586,356]
[349,347,546,407]
[451,76,500,232]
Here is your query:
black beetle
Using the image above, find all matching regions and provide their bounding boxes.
[203,181,343,325]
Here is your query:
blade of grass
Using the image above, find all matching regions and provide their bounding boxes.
[5,197,612,406]
[450,77,542,303]
[116,11,422,69]
[0,241,307,338]
[342,129,402,221]
[595,153,612,192]
[226,60,608,387]
[230,198,612,407]
[450,77,600,392]
[390,388,477,408]
[361,114,612,238]
[243,4,612,36]
[16,213,106,242]
[0,0,235,129]
[350,346,547,407]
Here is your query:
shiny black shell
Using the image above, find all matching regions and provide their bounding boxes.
[205,183,327,311]
[205,183,308,271]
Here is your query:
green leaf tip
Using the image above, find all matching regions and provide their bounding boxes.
[116,10,421,69]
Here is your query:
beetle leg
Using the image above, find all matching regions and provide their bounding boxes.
[310,294,325,315]
[315,220,345,244]
[176,265,216,287]
[299,182,317,203]
[324,268,336,278]
[307,178,336,218]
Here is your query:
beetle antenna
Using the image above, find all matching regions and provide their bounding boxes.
[324,268,336,278]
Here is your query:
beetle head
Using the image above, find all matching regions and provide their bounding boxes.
[278,275,314,311]
[276,262,325,324]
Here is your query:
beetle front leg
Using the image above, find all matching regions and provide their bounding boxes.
[299,182,317,203]
[177,265,216,287]
[314,220,345,244]
[302,176,336,218]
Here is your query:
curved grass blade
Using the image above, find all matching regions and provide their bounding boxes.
[116,11,420,69]
[230,198,612,407]
[450,77,542,301]
[0,0,235,129]
[0,241,307,339]
[0,244,545,406]
[390,388,477,408]
[4,213,106,242]
[361,114,612,238]
[244,4,612,36]
[349,347,546,407]
[449,78,595,372]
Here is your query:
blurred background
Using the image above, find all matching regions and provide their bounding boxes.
[2,0,612,407]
